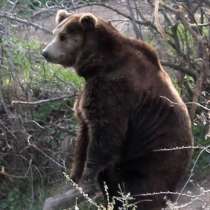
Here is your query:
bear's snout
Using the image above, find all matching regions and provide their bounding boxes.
[42,50,50,61]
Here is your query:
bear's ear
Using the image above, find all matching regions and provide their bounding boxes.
[79,14,97,31]
[55,10,70,25]
[108,21,112,26]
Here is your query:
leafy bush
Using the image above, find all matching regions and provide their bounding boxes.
[0,35,83,209]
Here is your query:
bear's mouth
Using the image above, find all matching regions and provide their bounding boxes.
[42,49,76,68]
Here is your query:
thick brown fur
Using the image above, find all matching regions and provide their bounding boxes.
[43,12,193,210]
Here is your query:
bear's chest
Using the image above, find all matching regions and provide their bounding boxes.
[73,93,88,123]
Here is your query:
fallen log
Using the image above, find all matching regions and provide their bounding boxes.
[43,185,102,210]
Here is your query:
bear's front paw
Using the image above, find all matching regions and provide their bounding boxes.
[79,176,99,194]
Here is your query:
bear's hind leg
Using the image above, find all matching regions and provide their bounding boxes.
[124,176,170,210]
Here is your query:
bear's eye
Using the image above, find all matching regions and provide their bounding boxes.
[59,34,66,41]
[66,24,80,34]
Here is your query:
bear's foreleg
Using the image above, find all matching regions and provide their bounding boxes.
[79,121,124,191]
[70,121,89,183]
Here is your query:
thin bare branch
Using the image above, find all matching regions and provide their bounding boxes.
[0,12,52,34]
[161,61,197,79]
[154,0,166,38]
[126,0,142,38]
[12,94,76,106]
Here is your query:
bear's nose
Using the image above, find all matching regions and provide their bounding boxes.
[42,50,49,60]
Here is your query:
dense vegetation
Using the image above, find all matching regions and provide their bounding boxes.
[0,34,85,209]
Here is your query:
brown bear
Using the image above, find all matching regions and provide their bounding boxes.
[42,10,193,210]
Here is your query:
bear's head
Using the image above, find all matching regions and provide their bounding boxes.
[42,11,121,77]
